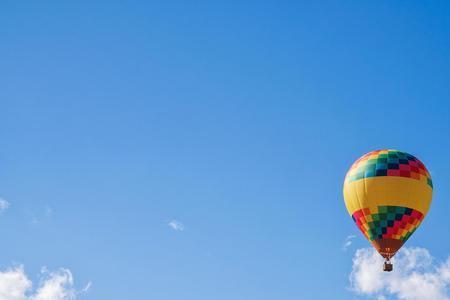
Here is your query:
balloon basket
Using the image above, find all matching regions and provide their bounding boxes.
[383,261,393,272]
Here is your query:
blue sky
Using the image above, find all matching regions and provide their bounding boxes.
[2,1,450,299]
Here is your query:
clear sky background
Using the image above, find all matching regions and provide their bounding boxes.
[2,1,450,299]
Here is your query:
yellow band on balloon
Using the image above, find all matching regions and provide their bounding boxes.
[343,176,432,216]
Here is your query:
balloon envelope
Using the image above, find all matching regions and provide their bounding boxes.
[343,150,433,259]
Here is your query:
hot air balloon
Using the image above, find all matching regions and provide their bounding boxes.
[343,150,433,272]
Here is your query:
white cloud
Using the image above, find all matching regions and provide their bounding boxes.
[0,199,10,213]
[0,266,87,300]
[349,247,450,300]
[31,268,75,300]
[342,235,356,251]
[168,220,185,231]
[0,266,31,300]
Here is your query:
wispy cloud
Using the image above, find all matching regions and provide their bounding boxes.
[0,265,88,300]
[342,235,356,251]
[0,198,10,213]
[32,268,76,300]
[81,281,92,293]
[29,205,53,225]
[45,206,53,218]
[349,247,450,300]
[168,220,185,232]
